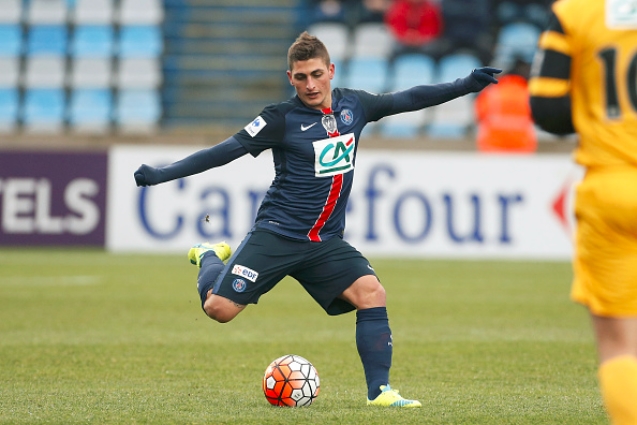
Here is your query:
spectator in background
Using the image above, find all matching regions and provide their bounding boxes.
[355,0,391,24]
[309,0,347,24]
[439,0,493,65]
[309,0,391,28]
[384,0,445,60]
[493,0,553,30]
[474,57,536,152]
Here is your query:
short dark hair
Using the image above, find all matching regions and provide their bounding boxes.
[287,31,331,71]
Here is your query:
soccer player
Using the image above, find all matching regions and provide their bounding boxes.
[529,1,637,424]
[134,32,500,407]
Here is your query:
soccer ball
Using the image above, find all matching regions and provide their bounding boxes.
[262,354,320,407]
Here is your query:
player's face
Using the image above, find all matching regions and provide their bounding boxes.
[287,58,334,110]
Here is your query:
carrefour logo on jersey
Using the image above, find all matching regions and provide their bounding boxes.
[313,133,356,177]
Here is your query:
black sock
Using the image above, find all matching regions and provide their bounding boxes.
[356,307,392,400]
[196,251,225,308]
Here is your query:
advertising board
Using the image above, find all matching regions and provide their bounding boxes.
[0,150,107,246]
[108,146,582,259]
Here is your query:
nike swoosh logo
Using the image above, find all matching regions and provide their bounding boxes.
[301,122,317,131]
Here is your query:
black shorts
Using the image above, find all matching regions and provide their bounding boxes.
[212,229,377,315]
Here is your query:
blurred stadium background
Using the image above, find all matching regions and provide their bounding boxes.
[0,0,567,141]
[0,0,579,254]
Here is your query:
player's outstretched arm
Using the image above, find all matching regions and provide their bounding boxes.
[133,136,248,187]
[385,67,502,115]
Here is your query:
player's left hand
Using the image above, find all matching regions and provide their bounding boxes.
[463,67,502,92]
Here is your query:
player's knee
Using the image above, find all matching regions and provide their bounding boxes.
[343,276,386,309]
[203,296,241,323]
[369,282,386,304]
[203,303,234,323]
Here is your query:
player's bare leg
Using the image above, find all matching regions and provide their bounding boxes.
[340,274,386,309]
[593,314,637,425]
[203,292,245,323]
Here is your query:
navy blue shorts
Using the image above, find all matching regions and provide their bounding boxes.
[212,229,377,315]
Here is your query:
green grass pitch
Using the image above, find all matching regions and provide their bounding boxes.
[0,249,606,424]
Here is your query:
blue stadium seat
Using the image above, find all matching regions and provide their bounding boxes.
[379,111,425,138]
[68,88,112,132]
[71,25,114,57]
[389,54,436,90]
[22,88,66,132]
[426,53,482,139]
[330,58,345,89]
[307,22,350,62]
[26,0,68,25]
[69,57,112,88]
[116,58,161,88]
[115,89,161,132]
[0,24,22,56]
[344,57,389,93]
[0,87,19,131]
[351,22,393,59]
[118,25,162,58]
[437,53,482,82]
[0,0,22,24]
[26,25,68,56]
[380,54,435,137]
[493,22,541,70]
[0,57,19,86]
[72,0,114,25]
[24,56,66,88]
[118,0,163,25]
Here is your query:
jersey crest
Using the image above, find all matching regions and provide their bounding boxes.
[312,133,356,177]
[607,0,637,28]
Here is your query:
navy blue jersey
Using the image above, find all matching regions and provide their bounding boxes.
[230,78,477,242]
[234,88,394,242]
[234,89,404,241]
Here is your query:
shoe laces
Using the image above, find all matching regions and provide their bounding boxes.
[380,385,403,399]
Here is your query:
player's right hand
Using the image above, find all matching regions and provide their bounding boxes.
[134,164,159,187]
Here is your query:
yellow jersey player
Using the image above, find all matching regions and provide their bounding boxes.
[529,1,637,424]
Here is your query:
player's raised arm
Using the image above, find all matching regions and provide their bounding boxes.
[133,136,249,187]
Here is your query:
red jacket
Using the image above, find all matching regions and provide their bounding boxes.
[385,0,443,46]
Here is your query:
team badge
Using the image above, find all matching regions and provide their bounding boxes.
[232,279,247,293]
[340,109,353,125]
[321,114,338,134]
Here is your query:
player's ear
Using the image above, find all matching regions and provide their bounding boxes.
[286,69,293,85]
[328,62,335,80]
